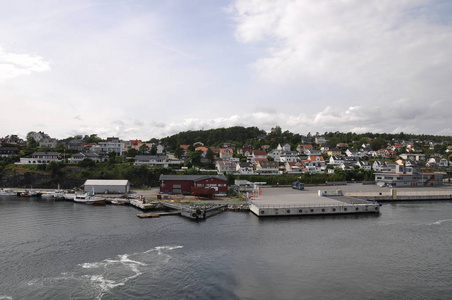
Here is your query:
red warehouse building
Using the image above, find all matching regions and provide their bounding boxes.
[159,175,228,196]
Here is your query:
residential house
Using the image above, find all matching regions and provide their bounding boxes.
[399,153,426,162]
[29,131,49,142]
[300,137,313,144]
[326,148,342,156]
[93,137,126,156]
[302,156,325,173]
[296,144,313,153]
[63,139,84,151]
[304,149,322,156]
[250,150,267,164]
[156,144,165,154]
[216,160,237,174]
[336,143,349,150]
[39,137,58,149]
[129,140,153,151]
[355,160,371,170]
[255,161,280,174]
[220,148,233,160]
[345,149,366,158]
[372,161,397,172]
[16,152,63,164]
[134,155,168,167]
[195,146,209,157]
[285,161,304,174]
[338,161,355,171]
[237,144,253,156]
[236,162,254,175]
[426,157,449,168]
[329,156,345,168]
[0,147,19,157]
[69,152,104,163]
[315,137,328,144]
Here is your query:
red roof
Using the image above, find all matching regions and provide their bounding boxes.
[253,150,267,156]
[254,158,268,162]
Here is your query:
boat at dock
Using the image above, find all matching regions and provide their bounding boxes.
[53,185,65,200]
[74,192,106,205]
[0,188,16,196]
[18,189,42,197]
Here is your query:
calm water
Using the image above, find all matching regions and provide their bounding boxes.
[0,196,451,300]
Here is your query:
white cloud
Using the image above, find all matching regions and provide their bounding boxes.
[0,47,50,82]
[232,0,452,89]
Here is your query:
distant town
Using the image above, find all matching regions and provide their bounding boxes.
[1,126,451,189]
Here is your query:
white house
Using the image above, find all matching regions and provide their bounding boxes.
[236,162,254,175]
[16,152,63,165]
[134,155,168,167]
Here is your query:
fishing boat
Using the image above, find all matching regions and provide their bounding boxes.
[0,188,16,196]
[53,184,65,200]
[74,192,105,205]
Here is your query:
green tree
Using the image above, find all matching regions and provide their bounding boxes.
[370,138,386,151]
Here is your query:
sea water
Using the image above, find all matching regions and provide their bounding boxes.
[0,196,451,299]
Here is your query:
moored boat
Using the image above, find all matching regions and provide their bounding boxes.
[0,188,16,196]
[74,192,105,205]
[19,189,42,197]
[54,184,65,200]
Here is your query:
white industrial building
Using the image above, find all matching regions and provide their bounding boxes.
[83,179,130,194]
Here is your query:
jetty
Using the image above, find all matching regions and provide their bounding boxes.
[161,202,228,220]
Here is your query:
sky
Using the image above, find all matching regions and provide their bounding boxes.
[1,0,452,141]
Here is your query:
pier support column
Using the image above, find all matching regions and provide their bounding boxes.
[391,189,398,200]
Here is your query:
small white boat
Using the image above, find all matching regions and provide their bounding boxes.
[74,192,106,205]
[0,188,16,196]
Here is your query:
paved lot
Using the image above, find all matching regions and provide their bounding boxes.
[254,183,452,206]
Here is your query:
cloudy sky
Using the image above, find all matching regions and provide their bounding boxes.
[1,0,451,140]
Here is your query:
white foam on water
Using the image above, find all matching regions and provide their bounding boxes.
[27,245,183,299]
[0,296,13,300]
[429,219,452,225]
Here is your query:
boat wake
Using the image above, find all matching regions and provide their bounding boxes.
[27,245,183,299]
[429,219,452,225]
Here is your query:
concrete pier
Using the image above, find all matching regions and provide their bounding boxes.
[248,187,380,217]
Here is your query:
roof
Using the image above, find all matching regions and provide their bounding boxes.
[195,146,209,152]
[159,174,227,182]
[33,152,61,156]
[258,161,279,168]
[84,179,129,186]
[253,150,267,156]
[220,148,233,153]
